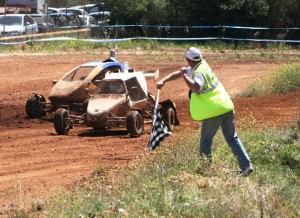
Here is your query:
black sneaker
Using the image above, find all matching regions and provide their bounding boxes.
[240,167,253,177]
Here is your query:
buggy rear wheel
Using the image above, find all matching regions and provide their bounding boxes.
[25,95,46,118]
[126,110,144,137]
[54,108,71,135]
[162,107,175,131]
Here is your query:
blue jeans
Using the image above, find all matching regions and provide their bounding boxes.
[200,110,252,171]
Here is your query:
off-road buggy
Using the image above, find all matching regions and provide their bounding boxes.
[53,70,179,137]
[25,52,131,118]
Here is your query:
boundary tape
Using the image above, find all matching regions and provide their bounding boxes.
[96,25,300,30]
[0,25,299,45]
[1,36,299,45]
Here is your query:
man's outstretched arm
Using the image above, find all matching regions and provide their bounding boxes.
[156,70,181,89]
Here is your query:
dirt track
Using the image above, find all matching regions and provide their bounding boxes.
[0,49,299,211]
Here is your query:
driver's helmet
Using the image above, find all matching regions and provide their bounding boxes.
[109,82,124,94]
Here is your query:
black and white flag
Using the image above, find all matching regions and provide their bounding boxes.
[147,90,171,150]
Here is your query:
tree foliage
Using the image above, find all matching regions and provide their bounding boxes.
[48,0,299,27]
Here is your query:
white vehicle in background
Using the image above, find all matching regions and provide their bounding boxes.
[88,11,110,25]
[47,7,62,15]
[0,14,38,36]
[49,12,83,27]
[30,13,57,32]
[70,3,105,14]
[60,8,88,16]
[78,15,98,27]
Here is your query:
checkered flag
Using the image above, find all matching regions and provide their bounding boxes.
[147,90,171,150]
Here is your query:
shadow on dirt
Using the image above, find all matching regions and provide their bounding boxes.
[23,116,54,123]
[77,129,131,138]
[40,117,54,123]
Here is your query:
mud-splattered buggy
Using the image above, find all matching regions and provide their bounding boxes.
[53,71,179,137]
[25,54,132,118]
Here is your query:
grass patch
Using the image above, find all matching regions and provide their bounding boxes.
[24,123,300,217]
[0,39,299,57]
[239,63,300,97]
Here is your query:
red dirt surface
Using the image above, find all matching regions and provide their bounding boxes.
[0,49,299,211]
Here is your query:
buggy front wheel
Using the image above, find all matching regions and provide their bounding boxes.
[126,110,144,137]
[162,107,175,131]
[54,108,72,135]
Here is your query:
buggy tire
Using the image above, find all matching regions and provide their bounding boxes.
[126,110,144,137]
[54,108,71,135]
[25,95,46,118]
[162,107,175,131]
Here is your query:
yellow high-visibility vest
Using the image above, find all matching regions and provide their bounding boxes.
[190,60,234,121]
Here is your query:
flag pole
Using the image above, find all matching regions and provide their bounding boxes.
[155,89,160,109]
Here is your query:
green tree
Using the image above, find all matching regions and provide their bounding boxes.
[49,0,300,28]
[266,0,299,27]
[106,0,170,24]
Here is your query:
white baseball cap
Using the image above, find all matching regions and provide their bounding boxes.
[186,47,202,61]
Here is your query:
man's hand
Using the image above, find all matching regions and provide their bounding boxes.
[180,67,188,78]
